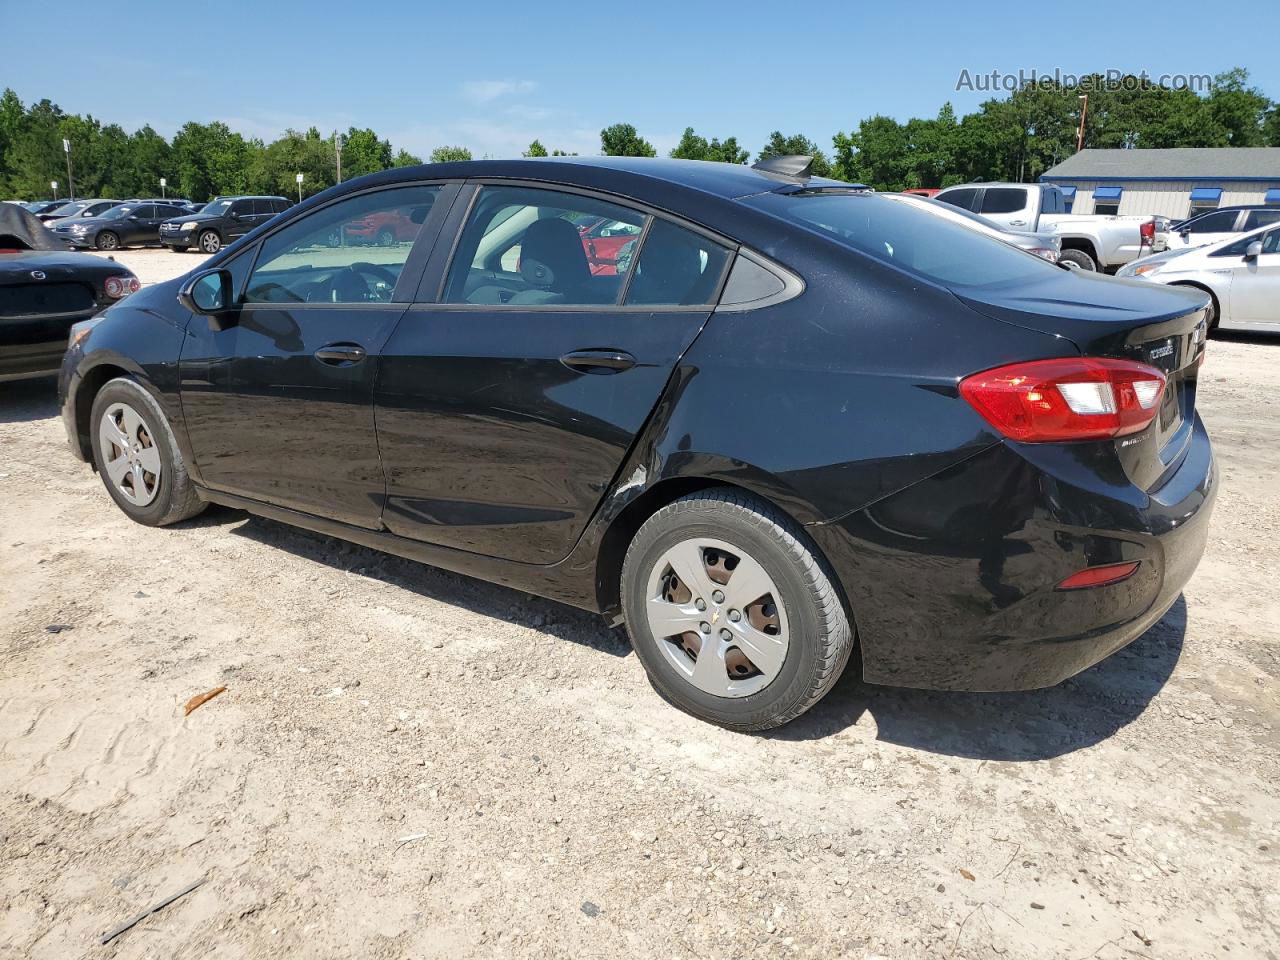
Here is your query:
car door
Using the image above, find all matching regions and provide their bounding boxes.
[225,199,255,239]
[978,187,1032,230]
[122,204,155,244]
[373,183,734,564]
[178,182,453,527]
[1227,227,1280,325]
[1172,208,1238,249]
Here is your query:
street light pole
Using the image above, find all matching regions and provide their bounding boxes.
[63,138,75,200]
[334,130,344,183]
[1076,94,1089,153]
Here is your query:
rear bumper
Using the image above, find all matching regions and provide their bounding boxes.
[809,415,1216,691]
[0,337,70,381]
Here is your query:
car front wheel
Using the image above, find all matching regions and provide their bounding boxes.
[621,489,854,731]
[198,230,222,254]
[95,231,120,251]
[89,378,207,526]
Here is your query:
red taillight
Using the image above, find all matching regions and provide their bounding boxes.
[1140,220,1155,244]
[1057,561,1140,590]
[105,275,140,299]
[960,357,1167,443]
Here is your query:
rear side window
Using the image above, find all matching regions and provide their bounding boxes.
[443,186,644,306]
[273,199,290,214]
[1186,209,1237,233]
[1243,210,1280,231]
[980,188,1027,214]
[746,191,1058,288]
[1040,189,1065,214]
[252,199,275,216]
[229,200,252,217]
[624,220,731,306]
[936,188,978,211]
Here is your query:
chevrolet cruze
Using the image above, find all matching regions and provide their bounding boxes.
[59,157,1216,730]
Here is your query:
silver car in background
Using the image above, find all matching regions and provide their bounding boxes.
[1117,222,1280,334]
[885,193,1061,263]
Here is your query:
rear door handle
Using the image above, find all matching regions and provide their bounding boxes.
[560,349,637,374]
[314,343,367,366]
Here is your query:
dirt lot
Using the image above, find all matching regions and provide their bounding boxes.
[1,248,1277,959]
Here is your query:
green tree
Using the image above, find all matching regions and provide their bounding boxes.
[756,131,831,178]
[600,123,655,157]
[1204,68,1272,147]
[523,139,548,157]
[669,127,749,163]
[341,127,394,179]
[0,88,28,196]
[392,148,423,167]
[8,98,66,198]
[430,145,472,163]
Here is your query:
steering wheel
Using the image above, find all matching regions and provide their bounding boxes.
[313,261,399,302]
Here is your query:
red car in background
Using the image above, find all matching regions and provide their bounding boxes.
[901,188,940,199]
[343,208,419,245]
[577,216,643,275]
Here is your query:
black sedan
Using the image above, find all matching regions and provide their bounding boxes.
[55,201,193,250]
[58,156,1215,730]
[1,204,138,382]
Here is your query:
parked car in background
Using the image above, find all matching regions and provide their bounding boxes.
[342,207,420,245]
[127,197,194,210]
[935,182,1165,272]
[0,203,139,381]
[60,155,1214,731]
[885,192,1061,262]
[576,215,644,274]
[41,199,123,227]
[24,200,69,217]
[901,188,940,199]
[1165,205,1280,250]
[1118,222,1280,333]
[159,195,291,253]
[55,201,193,250]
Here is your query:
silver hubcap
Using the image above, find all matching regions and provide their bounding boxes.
[99,402,162,507]
[645,537,789,698]
[202,233,219,252]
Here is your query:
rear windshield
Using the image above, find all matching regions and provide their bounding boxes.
[744,190,1058,288]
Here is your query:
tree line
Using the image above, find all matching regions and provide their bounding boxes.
[1,68,1276,202]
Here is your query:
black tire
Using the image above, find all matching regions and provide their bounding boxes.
[95,231,120,251]
[169,245,190,253]
[1058,248,1097,271]
[89,377,207,527]
[198,230,222,254]
[621,488,854,731]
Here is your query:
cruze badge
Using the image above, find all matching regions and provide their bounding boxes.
[1149,342,1174,360]
[30,270,46,280]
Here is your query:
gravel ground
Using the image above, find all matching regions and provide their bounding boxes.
[1,248,1277,959]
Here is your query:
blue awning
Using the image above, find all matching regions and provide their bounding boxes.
[1094,186,1123,200]
[1059,185,1077,198]
[1189,187,1222,202]
[1265,188,1280,204]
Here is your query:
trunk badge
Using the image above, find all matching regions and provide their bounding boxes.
[30,270,47,280]
[1149,342,1174,361]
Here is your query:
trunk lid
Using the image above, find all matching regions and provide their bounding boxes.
[954,270,1209,491]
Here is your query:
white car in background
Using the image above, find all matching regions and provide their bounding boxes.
[884,193,1061,262]
[1166,206,1280,251]
[1117,222,1280,334]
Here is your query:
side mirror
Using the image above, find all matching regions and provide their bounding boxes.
[229,211,240,220]
[178,268,237,330]
[1244,240,1264,261]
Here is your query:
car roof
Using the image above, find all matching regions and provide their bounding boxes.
[321,157,846,205]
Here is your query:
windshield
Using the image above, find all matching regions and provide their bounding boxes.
[745,190,1059,288]
[201,199,233,217]
[99,205,134,221]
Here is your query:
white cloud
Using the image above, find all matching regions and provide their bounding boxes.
[459,79,537,103]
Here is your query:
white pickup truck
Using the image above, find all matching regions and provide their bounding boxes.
[933,182,1165,272]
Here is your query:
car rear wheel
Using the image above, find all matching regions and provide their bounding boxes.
[95,231,120,251]
[1058,248,1097,271]
[198,230,222,254]
[621,489,854,731]
[375,227,396,246]
[89,378,207,527]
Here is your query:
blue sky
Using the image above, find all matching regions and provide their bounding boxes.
[3,0,1278,159]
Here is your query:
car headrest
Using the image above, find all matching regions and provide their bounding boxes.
[519,217,589,290]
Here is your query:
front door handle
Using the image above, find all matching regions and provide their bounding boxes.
[560,349,637,374]
[314,343,367,366]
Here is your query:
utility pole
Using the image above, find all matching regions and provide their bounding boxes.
[1076,94,1089,153]
[63,138,75,200]
[334,130,344,183]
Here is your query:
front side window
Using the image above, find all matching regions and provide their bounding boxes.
[244,185,440,304]
[443,186,644,305]
[980,188,1027,215]
[746,190,1059,289]
[1185,209,1237,234]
